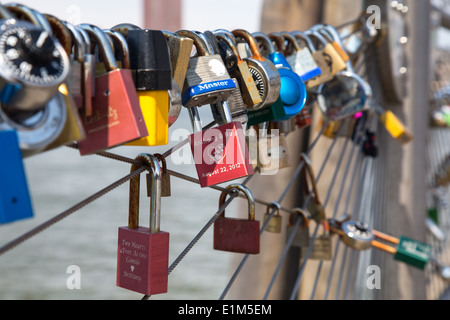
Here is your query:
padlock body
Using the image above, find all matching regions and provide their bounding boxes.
[286,226,310,248]
[189,122,254,188]
[394,236,431,270]
[247,98,286,126]
[0,130,34,224]
[264,214,282,233]
[379,110,413,144]
[287,49,322,82]
[77,69,148,155]
[117,226,169,295]
[126,91,169,146]
[214,217,260,254]
[302,235,332,260]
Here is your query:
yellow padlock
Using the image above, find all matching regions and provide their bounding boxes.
[379,110,413,144]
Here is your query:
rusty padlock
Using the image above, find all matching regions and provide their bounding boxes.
[214,184,260,254]
[117,154,170,295]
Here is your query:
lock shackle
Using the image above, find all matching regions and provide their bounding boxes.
[267,201,281,216]
[80,23,118,71]
[76,26,91,55]
[176,29,211,56]
[42,14,72,55]
[104,29,131,70]
[153,153,168,175]
[213,29,237,45]
[214,31,244,64]
[268,32,286,54]
[280,31,302,54]
[218,184,255,221]
[290,208,309,228]
[0,4,14,19]
[129,154,162,233]
[6,3,53,34]
[252,32,277,55]
[62,21,86,64]
[232,29,265,62]
[291,31,316,52]
[111,23,141,36]
[299,153,322,206]
[192,30,218,56]
[304,30,329,50]
[311,24,335,43]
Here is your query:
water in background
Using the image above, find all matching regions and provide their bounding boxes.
[0,109,243,300]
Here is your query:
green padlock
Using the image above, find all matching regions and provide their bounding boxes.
[394,236,432,270]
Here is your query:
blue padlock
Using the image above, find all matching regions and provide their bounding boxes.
[0,130,34,224]
[252,32,306,121]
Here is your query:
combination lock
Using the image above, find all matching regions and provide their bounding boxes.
[0,19,70,111]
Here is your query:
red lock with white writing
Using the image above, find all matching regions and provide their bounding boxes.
[117,154,169,295]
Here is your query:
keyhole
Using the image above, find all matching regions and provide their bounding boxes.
[104,89,111,96]
[11,197,18,204]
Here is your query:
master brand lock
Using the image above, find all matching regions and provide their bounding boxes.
[76,24,147,155]
[214,184,260,254]
[176,29,236,108]
[0,130,33,224]
[117,154,169,295]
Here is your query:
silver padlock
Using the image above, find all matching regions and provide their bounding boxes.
[0,91,67,158]
[0,18,70,112]
[176,29,236,109]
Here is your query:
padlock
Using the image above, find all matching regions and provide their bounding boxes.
[41,84,86,152]
[115,28,172,147]
[331,220,432,270]
[76,26,95,117]
[214,30,262,109]
[214,184,260,254]
[302,221,332,260]
[378,110,413,144]
[306,30,347,78]
[300,153,326,224]
[257,126,290,173]
[175,30,236,109]
[281,31,322,83]
[195,31,248,124]
[117,153,170,295]
[161,31,193,127]
[62,21,87,110]
[180,31,253,188]
[0,91,67,158]
[147,153,171,198]
[76,24,147,155]
[0,130,34,224]
[232,29,280,111]
[294,107,313,129]
[315,27,373,121]
[200,30,237,75]
[250,32,306,122]
[263,202,282,233]
[0,18,70,112]
[312,24,351,63]
[286,208,310,248]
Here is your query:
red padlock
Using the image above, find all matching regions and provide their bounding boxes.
[77,24,147,155]
[117,154,169,295]
[214,184,260,254]
[189,107,254,188]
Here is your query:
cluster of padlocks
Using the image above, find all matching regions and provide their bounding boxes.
[0,3,433,297]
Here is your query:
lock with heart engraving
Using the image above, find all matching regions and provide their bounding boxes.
[117,154,170,295]
[329,219,432,270]
[214,184,260,254]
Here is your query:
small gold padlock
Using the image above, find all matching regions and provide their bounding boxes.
[264,202,282,233]
[302,221,332,261]
[286,208,310,248]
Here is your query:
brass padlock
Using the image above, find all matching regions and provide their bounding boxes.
[300,153,326,224]
[302,221,332,261]
[286,208,310,248]
[264,202,282,233]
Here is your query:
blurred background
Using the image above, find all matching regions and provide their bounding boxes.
[0,0,449,300]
